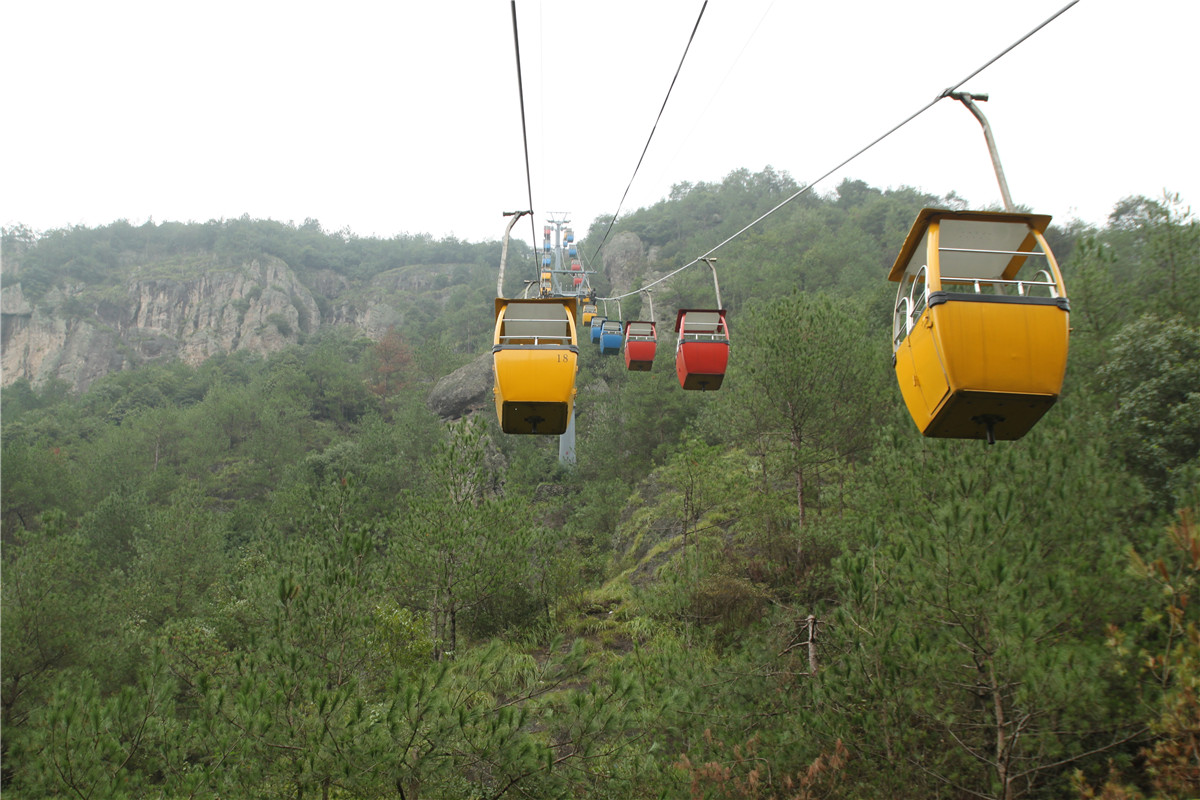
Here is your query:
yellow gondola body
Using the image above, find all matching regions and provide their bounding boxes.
[889,208,1070,441]
[581,302,598,327]
[492,297,579,435]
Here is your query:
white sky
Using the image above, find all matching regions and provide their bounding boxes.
[2,0,1197,252]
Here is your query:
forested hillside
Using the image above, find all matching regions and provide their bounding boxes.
[3,172,1199,799]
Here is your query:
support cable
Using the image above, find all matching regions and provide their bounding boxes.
[587,0,708,265]
[937,0,1079,101]
[598,0,1080,302]
[510,0,538,263]
[662,1,776,174]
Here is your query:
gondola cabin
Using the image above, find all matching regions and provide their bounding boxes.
[492,297,579,435]
[674,309,729,390]
[623,320,657,370]
[889,208,1070,443]
[599,319,624,356]
[581,302,598,327]
[590,315,606,344]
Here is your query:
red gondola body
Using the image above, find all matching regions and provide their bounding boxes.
[674,309,729,390]
[623,320,657,371]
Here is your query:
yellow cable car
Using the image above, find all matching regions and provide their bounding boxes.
[888,208,1070,443]
[492,297,579,435]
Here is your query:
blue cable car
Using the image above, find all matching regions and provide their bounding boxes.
[599,319,624,355]
[590,315,606,344]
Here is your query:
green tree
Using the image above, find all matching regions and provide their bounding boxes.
[391,418,548,657]
[181,479,396,800]
[816,420,1149,800]
[1106,192,1200,323]
[126,484,228,628]
[0,439,84,537]
[16,654,180,800]
[1082,505,1200,799]
[1100,315,1200,506]
[303,331,374,427]
[1,513,102,784]
[704,292,889,529]
[77,487,151,575]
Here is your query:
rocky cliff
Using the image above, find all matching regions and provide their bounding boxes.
[0,231,651,409]
[4,257,322,390]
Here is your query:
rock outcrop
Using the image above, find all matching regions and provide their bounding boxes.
[601,231,647,296]
[2,257,320,390]
[427,352,494,420]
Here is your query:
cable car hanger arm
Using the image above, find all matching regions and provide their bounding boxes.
[947,92,1015,212]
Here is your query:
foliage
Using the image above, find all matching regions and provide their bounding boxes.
[390,418,556,655]
[2,513,101,737]
[816,416,1149,800]
[3,179,1198,799]
[1100,315,1200,504]
[700,291,890,528]
[16,655,180,800]
[1076,505,1200,799]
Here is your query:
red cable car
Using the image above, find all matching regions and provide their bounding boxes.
[623,320,657,371]
[674,309,729,390]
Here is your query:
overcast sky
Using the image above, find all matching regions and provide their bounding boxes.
[3,0,1197,252]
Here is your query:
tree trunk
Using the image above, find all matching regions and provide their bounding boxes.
[806,615,818,674]
[795,465,805,533]
[988,659,1013,800]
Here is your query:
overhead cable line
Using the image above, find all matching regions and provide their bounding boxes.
[598,0,1080,303]
[662,1,776,173]
[510,0,538,260]
[587,0,709,265]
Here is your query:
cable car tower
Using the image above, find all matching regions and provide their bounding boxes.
[537,213,596,465]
